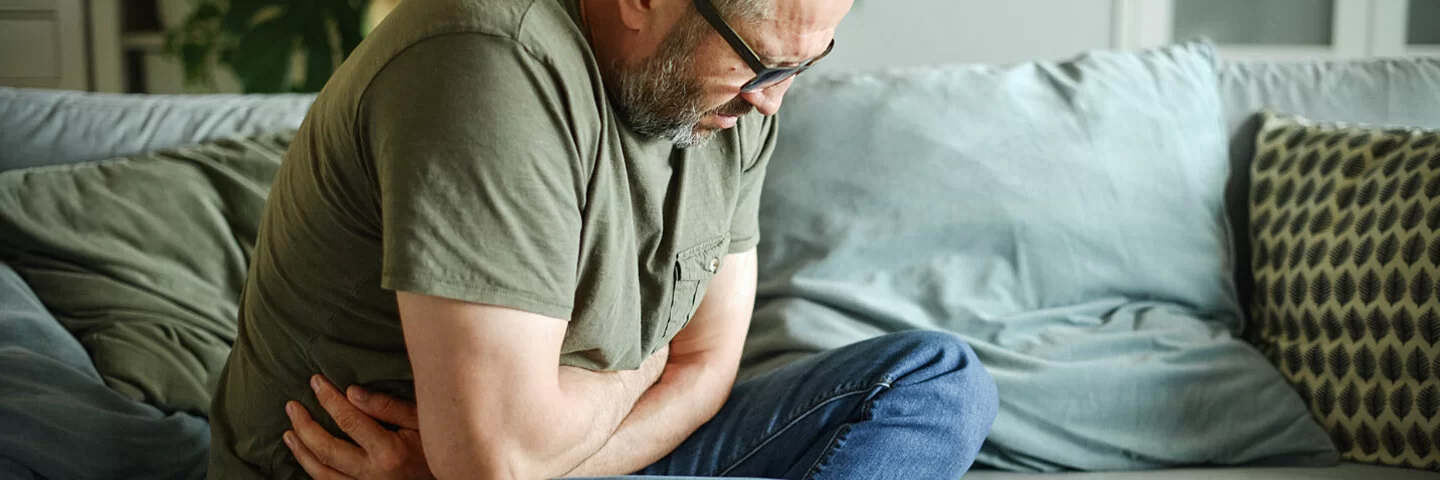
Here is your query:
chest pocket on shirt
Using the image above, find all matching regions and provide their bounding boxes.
[664,235,729,340]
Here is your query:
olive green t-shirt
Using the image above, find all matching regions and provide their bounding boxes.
[207,0,776,476]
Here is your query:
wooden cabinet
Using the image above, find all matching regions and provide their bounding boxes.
[0,0,87,89]
[0,0,237,92]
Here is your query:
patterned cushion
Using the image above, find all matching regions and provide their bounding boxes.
[1249,111,1440,470]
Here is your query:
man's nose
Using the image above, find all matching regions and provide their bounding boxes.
[739,77,794,116]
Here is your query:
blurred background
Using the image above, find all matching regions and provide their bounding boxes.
[1,0,1437,94]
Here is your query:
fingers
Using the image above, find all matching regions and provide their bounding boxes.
[284,429,355,480]
[347,385,421,430]
[310,375,392,453]
[286,400,364,474]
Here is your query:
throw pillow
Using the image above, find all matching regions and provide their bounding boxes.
[0,131,293,415]
[740,40,1338,471]
[1249,112,1440,470]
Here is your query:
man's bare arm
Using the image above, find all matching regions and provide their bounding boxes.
[398,293,665,480]
[563,249,758,477]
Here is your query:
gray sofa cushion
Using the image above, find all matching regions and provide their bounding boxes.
[741,40,1336,471]
[1219,58,1440,132]
[965,462,1440,479]
[0,261,96,377]
[0,261,210,479]
[0,87,314,172]
[1216,58,1440,326]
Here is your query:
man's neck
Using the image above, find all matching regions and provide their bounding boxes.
[578,0,592,39]
[578,0,625,93]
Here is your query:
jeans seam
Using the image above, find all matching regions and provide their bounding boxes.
[714,380,893,477]
[801,423,853,480]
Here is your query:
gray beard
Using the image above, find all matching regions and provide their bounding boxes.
[610,24,711,148]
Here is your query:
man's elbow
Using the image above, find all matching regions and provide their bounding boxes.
[425,437,540,480]
[430,427,595,480]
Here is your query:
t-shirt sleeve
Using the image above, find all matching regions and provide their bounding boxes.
[362,34,586,320]
[727,114,778,254]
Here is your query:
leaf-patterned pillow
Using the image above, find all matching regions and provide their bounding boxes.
[1248,111,1440,470]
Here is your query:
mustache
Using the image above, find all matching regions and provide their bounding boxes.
[710,97,754,117]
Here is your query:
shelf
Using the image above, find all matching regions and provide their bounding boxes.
[121,31,165,50]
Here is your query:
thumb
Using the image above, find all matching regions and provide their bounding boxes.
[347,385,420,430]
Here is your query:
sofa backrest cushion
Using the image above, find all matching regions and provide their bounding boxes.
[742,40,1338,470]
[0,87,314,172]
[1218,58,1440,320]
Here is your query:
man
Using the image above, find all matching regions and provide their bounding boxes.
[208,0,999,478]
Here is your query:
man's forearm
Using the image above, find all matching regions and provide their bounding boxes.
[424,366,644,480]
[544,366,656,469]
[560,251,757,477]
[561,353,735,477]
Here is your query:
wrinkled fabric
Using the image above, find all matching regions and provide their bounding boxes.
[0,132,292,416]
[964,462,1440,480]
[0,262,208,479]
[739,41,1339,471]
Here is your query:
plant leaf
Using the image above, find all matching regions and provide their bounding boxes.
[223,18,296,93]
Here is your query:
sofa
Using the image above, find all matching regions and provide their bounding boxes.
[1,41,1439,479]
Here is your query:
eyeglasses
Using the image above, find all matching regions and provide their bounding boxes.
[692,0,835,93]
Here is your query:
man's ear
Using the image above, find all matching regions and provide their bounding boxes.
[618,0,687,33]
[616,0,655,31]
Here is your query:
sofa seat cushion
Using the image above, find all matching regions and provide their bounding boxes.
[965,462,1440,479]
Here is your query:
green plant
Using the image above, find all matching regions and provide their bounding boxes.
[167,0,369,93]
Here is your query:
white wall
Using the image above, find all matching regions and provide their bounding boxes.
[816,0,1122,73]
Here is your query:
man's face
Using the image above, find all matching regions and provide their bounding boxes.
[611,0,851,148]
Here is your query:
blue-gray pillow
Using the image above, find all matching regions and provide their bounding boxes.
[0,87,313,172]
[0,261,210,479]
[741,40,1338,471]
[0,261,95,376]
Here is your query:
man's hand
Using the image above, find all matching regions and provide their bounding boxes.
[285,347,668,480]
[284,375,432,480]
[287,247,749,479]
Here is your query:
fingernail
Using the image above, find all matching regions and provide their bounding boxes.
[283,431,294,448]
[348,386,368,403]
[310,375,321,392]
[285,402,295,418]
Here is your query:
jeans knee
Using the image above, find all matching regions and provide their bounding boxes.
[884,330,978,381]
[883,331,999,430]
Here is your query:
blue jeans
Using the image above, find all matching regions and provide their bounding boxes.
[599,330,999,479]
